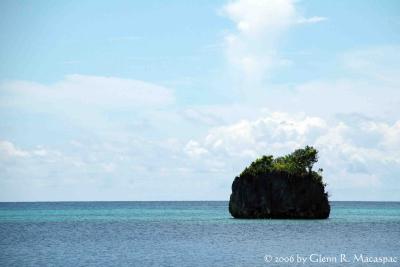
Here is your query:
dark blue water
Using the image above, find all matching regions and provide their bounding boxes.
[0,201,399,266]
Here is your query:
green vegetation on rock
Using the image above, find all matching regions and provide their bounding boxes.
[240,146,325,185]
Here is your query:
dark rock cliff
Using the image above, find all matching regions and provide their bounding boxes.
[229,171,330,219]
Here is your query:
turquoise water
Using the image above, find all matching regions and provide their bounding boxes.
[0,201,399,266]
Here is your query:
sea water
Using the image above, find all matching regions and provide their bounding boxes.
[0,201,399,266]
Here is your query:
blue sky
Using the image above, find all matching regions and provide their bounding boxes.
[0,0,399,201]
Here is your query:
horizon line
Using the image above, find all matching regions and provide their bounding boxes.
[1,200,399,203]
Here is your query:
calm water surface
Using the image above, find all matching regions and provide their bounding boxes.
[0,201,399,266]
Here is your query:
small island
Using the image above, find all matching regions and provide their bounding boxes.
[229,146,330,219]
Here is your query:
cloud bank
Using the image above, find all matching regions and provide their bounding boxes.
[184,112,400,200]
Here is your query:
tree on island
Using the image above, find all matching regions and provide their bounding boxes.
[240,145,324,186]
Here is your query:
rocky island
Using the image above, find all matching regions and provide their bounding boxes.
[229,146,330,219]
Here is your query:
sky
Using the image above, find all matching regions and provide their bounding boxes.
[0,0,399,201]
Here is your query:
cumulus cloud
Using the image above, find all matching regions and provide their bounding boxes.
[186,112,326,158]
[184,140,209,157]
[184,112,400,200]
[223,0,295,37]
[0,141,30,158]
[221,0,326,81]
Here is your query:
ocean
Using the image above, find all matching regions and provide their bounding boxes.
[0,201,399,266]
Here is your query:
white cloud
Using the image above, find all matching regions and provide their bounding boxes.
[184,112,400,200]
[0,141,30,158]
[296,16,327,24]
[342,46,400,85]
[0,74,174,110]
[223,0,295,37]
[32,149,48,157]
[0,141,65,162]
[0,75,177,142]
[187,112,327,158]
[0,135,229,201]
[184,140,209,157]
[221,0,326,82]
[243,77,400,121]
